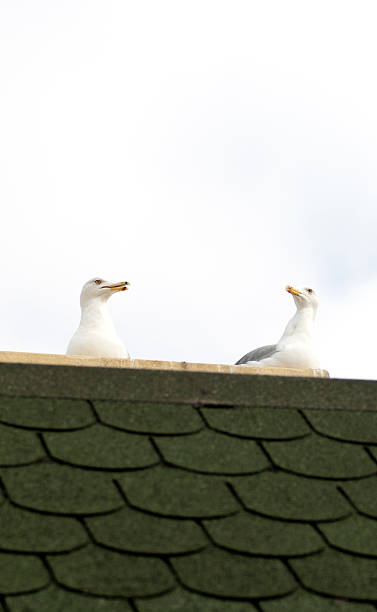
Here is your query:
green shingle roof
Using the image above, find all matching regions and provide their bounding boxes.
[0,362,376,611]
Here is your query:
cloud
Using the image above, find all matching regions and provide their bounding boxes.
[318,278,377,380]
[0,1,375,378]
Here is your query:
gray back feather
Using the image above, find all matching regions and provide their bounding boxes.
[235,344,278,365]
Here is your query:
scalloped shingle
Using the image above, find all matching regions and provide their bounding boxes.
[0,362,376,611]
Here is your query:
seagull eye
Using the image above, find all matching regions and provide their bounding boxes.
[94,279,102,285]
[306,288,313,294]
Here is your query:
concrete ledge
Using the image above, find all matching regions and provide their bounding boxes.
[0,352,329,378]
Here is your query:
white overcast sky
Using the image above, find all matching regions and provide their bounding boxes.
[1,0,376,380]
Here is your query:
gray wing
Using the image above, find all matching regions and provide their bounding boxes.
[235,344,279,365]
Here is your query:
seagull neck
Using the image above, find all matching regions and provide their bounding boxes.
[280,307,315,341]
[79,299,114,331]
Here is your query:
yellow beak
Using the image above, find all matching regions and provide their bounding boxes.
[286,285,301,296]
[102,281,130,292]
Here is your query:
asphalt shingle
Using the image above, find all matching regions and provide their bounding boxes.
[172,547,296,599]
[117,466,239,518]
[43,424,159,470]
[1,361,374,409]
[342,477,377,518]
[49,544,175,597]
[0,553,49,594]
[0,424,45,466]
[264,435,377,479]
[0,396,94,430]
[1,463,123,515]
[0,362,376,610]
[260,590,376,611]
[304,409,377,444]
[201,406,310,439]
[7,586,132,612]
[233,471,351,521]
[136,588,258,611]
[86,505,206,555]
[319,513,377,557]
[367,446,377,464]
[0,502,87,552]
[290,548,377,600]
[94,400,203,434]
[203,511,324,556]
[155,429,270,474]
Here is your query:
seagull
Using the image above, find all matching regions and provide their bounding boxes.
[66,277,130,358]
[235,285,320,369]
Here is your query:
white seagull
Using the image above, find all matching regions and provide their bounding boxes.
[235,285,320,369]
[66,277,130,358]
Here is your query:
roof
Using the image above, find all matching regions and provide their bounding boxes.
[0,360,376,611]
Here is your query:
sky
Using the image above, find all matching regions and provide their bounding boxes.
[0,0,376,380]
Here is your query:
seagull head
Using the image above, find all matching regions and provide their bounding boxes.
[80,277,130,308]
[286,285,319,315]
